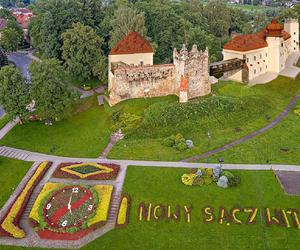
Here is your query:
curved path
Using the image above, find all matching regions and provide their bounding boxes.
[183,91,300,162]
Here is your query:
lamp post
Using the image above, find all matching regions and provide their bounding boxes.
[218,158,224,169]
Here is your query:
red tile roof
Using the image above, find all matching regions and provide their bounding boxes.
[110,31,153,55]
[224,19,291,52]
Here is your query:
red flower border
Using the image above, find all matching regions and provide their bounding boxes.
[0,162,52,237]
[52,162,120,180]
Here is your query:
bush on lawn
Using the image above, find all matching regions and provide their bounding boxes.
[181,167,240,189]
[111,111,142,134]
[162,133,188,151]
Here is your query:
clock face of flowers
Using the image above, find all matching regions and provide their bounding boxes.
[43,186,96,229]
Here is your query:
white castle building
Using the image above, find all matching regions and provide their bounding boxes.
[223,19,299,82]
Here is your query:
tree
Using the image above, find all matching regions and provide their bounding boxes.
[29,0,105,59]
[203,0,231,38]
[109,4,147,48]
[0,65,30,122]
[136,1,185,63]
[0,28,21,51]
[61,22,106,81]
[29,59,80,121]
[188,27,222,62]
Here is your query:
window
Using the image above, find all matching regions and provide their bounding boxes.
[140,60,144,66]
[246,58,249,63]
[266,53,268,57]
[254,56,256,61]
[260,67,262,72]
[266,65,267,69]
[259,54,262,59]
[294,40,296,43]
[281,43,283,47]
[294,32,296,35]
[254,69,256,74]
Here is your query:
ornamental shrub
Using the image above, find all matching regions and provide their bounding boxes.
[213,166,222,180]
[193,176,204,186]
[222,171,234,180]
[162,135,175,147]
[176,142,187,151]
[228,175,241,187]
[111,111,142,133]
[174,133,185,145]
[217,176,228,188]
[203,176,213,185]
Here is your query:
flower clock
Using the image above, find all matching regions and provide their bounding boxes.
[29,182,113,240]
[43,186,96,230]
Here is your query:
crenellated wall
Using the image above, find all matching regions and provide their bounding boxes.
[109,64,177,105]
[108,44,212,106]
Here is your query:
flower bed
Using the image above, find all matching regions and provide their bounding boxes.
[29,182,113,240]
[0,161,52,238]
[52,162,120,180]
[116,194,131,228]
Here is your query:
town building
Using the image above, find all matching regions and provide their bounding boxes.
[108,31,212,106]
[223,19,299,83]
[11,8,34,42]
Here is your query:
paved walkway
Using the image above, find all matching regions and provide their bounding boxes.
[275,171,300,195]
[0,146,300,171]
[99,131,124,159]
[183,91,300,162]
[0,118,19,140]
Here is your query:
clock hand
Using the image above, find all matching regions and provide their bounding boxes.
[67,193,73,214]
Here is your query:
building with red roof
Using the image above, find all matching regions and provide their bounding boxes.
[223,19,299,82]
[108,31,211,106]
[11,8,34,42]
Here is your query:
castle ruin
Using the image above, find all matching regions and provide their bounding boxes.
[108,31,212,106]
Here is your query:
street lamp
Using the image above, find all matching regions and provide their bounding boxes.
[218,158,224,169]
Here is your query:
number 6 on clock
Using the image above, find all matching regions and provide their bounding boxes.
[72,187,79,193]
[62,220,68,227]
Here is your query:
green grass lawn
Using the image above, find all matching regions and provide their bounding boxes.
[0,156,32,209]
[0,114,9,130]
[0,97,111,158]
[70,76,102,89]
[83,167,300,249]
[0,95,176,158]
[108,76,300,161]
[2,166,299,250]
[207,98,300,165]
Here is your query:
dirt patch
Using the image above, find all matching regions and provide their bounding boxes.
[275,171,300,196]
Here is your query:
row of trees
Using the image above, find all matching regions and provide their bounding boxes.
[0,60,79,123]
[26,0,275,82]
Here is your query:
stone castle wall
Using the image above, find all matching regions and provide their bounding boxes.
[174,45,211,99]
[109,44,211,106]
[109,64,177,105]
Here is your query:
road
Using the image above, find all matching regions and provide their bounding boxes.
[7,51,33,80]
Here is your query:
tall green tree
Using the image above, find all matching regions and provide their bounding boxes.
[0,65,30,122]
[29,59,80,121]
[203,0,231,38]
[0,28,21,51]
[29,0,105,59]
[62,22,106,81]
[136,1,185,63]
[109,4,147,49]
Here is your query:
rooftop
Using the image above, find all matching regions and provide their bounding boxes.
[224,19,291,52]
[110,31,153,55]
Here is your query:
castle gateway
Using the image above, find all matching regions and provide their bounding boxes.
[108,31,212,106]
